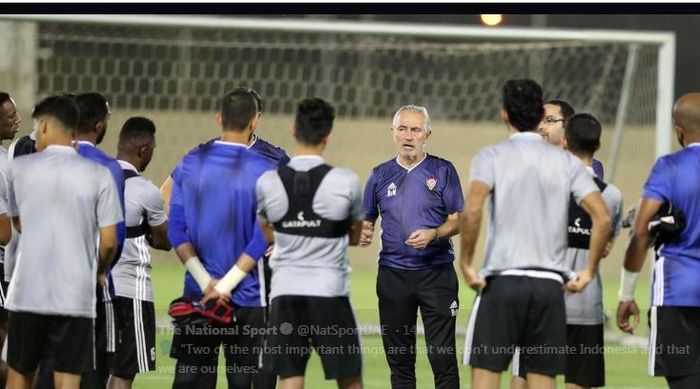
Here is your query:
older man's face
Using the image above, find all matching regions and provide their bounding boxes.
[392,111,430,161]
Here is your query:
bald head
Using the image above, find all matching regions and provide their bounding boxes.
[673,93,700,134]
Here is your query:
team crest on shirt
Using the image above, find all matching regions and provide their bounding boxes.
[426,176,437,191]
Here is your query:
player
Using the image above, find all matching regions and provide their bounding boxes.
[257,98,364,389]
[4,94,122,389]
[616,93,700,389]
[107,117,171,389]
[168,88,275,389]
[512,113,623,389]
[460,79,611,389]
[0,93,21,150]
[0,91,21,387]
[161,87,286,389]
[538,99,605,179]
[361,105,463,389]
[73,92,126,389]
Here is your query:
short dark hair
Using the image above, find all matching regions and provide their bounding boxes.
[0,92,11,107]
[75,92,109,134]
[502,79,544,132]
[32,94,79,131]
[220,88,258,131]
[249,89,263,114]
[294,98,335,146]
[118,116,156,145]
[565,113,602,157]
[545,99,575,121]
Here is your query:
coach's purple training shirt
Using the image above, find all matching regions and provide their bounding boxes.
[364,154,463,270]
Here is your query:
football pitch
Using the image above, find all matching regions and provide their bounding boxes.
[134,261,667,388]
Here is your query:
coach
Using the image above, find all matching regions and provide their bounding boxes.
[361,105,463,389]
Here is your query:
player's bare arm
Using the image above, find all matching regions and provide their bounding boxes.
[97,224,118,286]
[616,197,663,334]
[359,219,375,246]
[0,214,10,245]
[258,220,275,244]
[174,242,217,296]
[459,180,490,291]
[147,221,171,251]
[405,211,459,249]
[348,219,363,246]
[566,191,612,293]
[159,175,173,216]
[603,238,616,258]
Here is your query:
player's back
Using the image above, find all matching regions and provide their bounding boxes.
[565,175,623,324]
[6,147,121,317]
[257,159,362,298]
[174,141,276,284]
[652,146,700,260]
[472,132,598,277]
[644,145,700,307]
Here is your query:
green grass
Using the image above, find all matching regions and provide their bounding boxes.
[135,261,666,388]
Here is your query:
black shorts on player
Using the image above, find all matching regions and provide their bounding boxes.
[514,323,604,387]
[7,311,94,374]
[265,295,362,380]
[649,306,700,387]
[111,296,156,379]
[465,275,566,377]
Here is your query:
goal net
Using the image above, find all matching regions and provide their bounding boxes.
[20,16,673,183]
[33,20,661,125]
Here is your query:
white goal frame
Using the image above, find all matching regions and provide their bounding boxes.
[0,14,676,160]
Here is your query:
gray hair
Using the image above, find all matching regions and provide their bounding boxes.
[392,105,431,133]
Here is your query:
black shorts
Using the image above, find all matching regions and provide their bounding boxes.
[464,275,566,377]
[514,324,604,386]
[265,295,362,380]
[110,297,156,379]
[7,311,95,374]
[649,306,700,377]
[565,324,605,387]
[170,305,266,374]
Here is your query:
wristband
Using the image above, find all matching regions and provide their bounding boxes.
[618,268,640,302]
[185,256,212,292]
[214,265,248,294]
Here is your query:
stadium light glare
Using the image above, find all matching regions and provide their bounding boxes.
[480,14,503,27]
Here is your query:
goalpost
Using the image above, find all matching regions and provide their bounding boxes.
[0,14,676,182]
